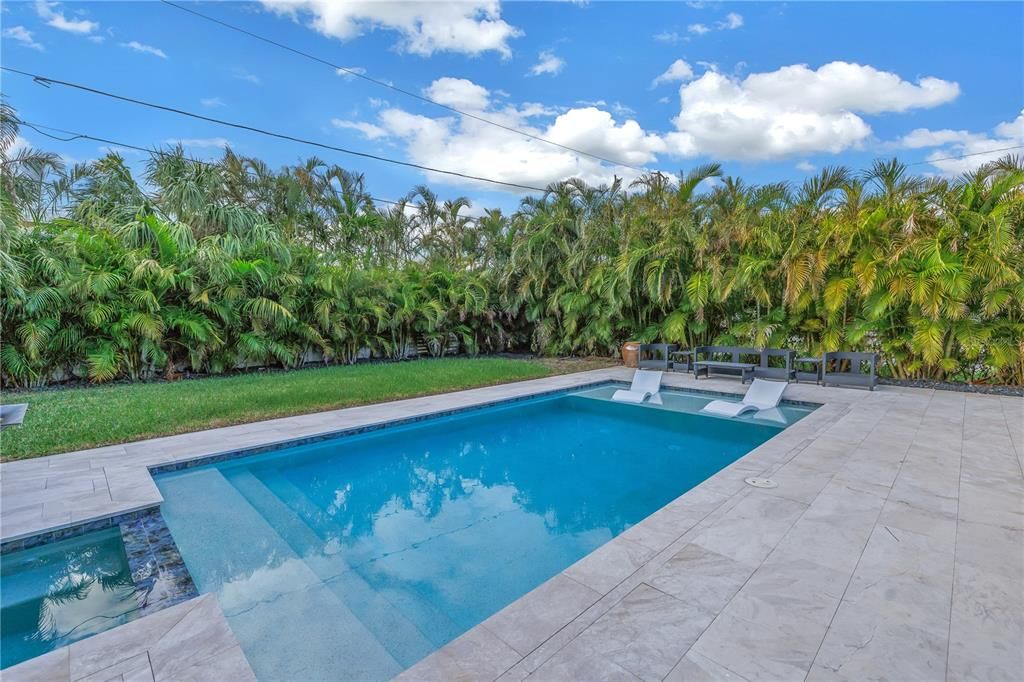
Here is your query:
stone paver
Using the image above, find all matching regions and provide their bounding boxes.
[397,374,1024,682]
[2,368,1022,681]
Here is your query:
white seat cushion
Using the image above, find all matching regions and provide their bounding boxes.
[743,378,787,410]
[629,370,663,394]
[701,400,757,417]
[612,389,651,403]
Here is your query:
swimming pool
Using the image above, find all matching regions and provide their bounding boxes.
[1,528,142,668]
[156,388,801,679]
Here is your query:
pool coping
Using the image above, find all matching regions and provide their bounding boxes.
[1,374,817,550]
[2,368,1020,681]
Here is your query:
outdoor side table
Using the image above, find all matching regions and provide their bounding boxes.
[795,357,823,384]
[669,349,693,373]
[638,343,678,370]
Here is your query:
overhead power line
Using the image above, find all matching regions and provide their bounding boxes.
[16,118,412,209]
[2,66,551,194]
[904,144,1024,166]
[159,0,656,175]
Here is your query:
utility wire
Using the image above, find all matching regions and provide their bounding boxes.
[2,66,551,194]
[15,118,412,209]
[19,115,1020,183]
[159,0,656,175]
[904,144,1024,166]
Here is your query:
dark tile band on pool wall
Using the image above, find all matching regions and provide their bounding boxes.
[0,507,156,554]
[120,510,199,616]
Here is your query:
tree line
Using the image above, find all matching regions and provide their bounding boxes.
[2,105,1022,388]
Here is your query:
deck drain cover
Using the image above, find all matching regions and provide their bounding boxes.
[745,477,778,489]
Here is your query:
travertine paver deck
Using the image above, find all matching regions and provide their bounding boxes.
[395,372,1024,681]
[1,368,1022,681]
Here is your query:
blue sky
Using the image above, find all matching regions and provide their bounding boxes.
[3,1,1022,212]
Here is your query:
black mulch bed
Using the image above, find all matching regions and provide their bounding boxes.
[879,378,1023,397]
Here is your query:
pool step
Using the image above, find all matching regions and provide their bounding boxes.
[224,469,440,668]
[157,468,404,681]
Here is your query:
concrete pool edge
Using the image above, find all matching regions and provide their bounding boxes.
[4,370,1019,680]
[0,368,819,678]
[1,371,818,548]
[396,388,850,680]
[1,371,619,547]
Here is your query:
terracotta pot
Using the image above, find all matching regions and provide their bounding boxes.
[621,341,640,368]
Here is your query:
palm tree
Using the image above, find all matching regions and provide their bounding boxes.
[3,98,1022,388]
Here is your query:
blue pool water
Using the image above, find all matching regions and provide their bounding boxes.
[0,528,142,669]
[156,390,796,680]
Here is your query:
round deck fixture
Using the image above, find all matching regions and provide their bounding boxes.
[744,477,779,489]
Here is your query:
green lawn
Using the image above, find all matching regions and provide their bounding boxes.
[0,358,580,461]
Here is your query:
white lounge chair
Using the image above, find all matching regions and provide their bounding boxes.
[700,378,787,418]
[612,370,663,403]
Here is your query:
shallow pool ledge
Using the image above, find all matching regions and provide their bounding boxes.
[3,594,255,681]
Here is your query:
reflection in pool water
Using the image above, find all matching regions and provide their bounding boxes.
[1,528,142,669]
[157,392,788,680]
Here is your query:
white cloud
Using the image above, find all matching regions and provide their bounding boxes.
[336,66,366,81]
[259,0,521,58]
[308,62,970,191]
[166,137,231,149]
[8,135,31,157]
[611,102,636,117]
[200,97,225,108]
[87,35,104,43]
[996,114,1024,139]
[664,61,961,160]
[3,25,44,51]
[652,59,695,88]
[120,41,167,59]
[519,102,563,118]
[653,31,684,44]
[424,77,491,111]
[331,118,389,140]
[796,160,816,172]
[897,110,1024,175]
[35,1,98,34]
[337,77,665,191]
[719,12,743,29]
[688,12,743,36]
[527,49,566,77]
[898,128,975,149]
[230,68,261,85]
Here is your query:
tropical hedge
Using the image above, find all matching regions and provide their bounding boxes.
[2,104,1023,388]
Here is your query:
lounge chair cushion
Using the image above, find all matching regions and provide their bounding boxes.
[742,378,788,409]
[612,389,652,403]
[611,369,664,404]
[700,378,787,418]
[701,401,757,417]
